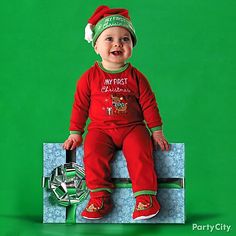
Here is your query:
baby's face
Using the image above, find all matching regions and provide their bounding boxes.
[94,27,133,68]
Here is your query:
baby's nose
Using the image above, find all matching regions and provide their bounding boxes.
[113,40,123,47]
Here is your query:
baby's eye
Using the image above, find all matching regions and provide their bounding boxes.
[105,37,113,41]
[122,37,130,42]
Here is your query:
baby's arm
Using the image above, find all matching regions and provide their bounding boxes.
[63,71,90,150]
[63,133,83,150]
[152,130,169,151]
[135,70,169,151]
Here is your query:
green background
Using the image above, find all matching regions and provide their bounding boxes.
[0,0,235,235]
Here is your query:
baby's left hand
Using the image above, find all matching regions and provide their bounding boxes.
[152,130,169,151]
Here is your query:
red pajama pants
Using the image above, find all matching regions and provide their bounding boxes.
[83,124,158,197]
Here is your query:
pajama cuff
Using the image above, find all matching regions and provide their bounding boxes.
[134,190,157,197]
[70,130,83,135]
[150,126,162,132]
[90,188,113,193]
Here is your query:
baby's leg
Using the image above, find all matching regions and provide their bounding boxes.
[84,129,115,193]
[82,129,115,219]
[122,125,157,196]
[122,125,160,220]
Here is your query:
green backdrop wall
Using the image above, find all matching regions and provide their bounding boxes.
[0,0,235,235]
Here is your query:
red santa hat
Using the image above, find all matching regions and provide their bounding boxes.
[85,5,137,47]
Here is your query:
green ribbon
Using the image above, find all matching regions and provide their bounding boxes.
[43,164,184,223]
[66,205,78,224]
[115,183,183,189]
[113,178,184,189]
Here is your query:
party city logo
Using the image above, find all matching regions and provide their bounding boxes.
[192,223,232,233]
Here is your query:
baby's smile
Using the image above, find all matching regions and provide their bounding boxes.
[110,50,123,56]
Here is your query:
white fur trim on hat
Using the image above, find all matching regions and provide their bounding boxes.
[84,23,94,43]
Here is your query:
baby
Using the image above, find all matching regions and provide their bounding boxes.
[63,6,169,220]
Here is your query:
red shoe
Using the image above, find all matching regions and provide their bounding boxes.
[132,195,160,220]
[81,196,113,220]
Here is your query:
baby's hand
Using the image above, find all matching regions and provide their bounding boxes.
[152,130,169,151]
[63,134,83,150]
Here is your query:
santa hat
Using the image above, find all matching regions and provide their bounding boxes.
[85,5,137,47]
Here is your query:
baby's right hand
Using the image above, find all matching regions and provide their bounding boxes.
[63,134,83,150]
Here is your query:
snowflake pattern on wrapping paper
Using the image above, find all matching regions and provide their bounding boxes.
[111,143,184,178]
[43,143,185,223]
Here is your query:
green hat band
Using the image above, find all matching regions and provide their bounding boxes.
[92,15,137,47]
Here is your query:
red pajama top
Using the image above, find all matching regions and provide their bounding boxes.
[69,62,162,134]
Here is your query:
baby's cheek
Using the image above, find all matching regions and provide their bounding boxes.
[127,48,133,57]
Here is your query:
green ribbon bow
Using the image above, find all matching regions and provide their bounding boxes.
[43,162,89,223]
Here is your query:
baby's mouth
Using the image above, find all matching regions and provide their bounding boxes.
[110,50,123,56]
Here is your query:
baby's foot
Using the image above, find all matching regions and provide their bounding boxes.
[133,195,160,220]
[81,196,113,219]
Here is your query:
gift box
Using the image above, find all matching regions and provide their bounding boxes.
[42,143,185,223]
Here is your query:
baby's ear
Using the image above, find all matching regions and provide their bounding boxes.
[94,45,99,55]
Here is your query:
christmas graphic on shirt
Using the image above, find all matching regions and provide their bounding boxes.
[104,94,129,115]
[100,76,130,116]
